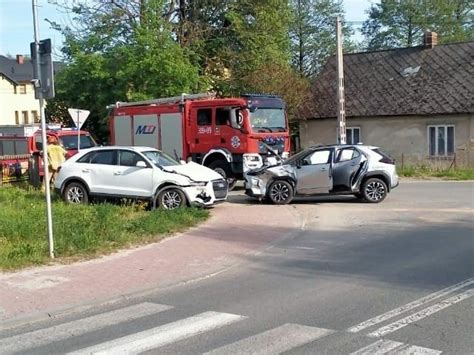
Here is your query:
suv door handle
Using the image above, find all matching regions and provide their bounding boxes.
[82,169,90,173]
[114,171,122,175]
[320,168,327,171]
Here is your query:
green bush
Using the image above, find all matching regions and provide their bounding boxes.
[0,186,208,270]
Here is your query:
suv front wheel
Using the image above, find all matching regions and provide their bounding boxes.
[362,178,387,203]
[63,182,89,204]
[267,180,294,205]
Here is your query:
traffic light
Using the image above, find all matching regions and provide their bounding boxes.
[30,38,55,99]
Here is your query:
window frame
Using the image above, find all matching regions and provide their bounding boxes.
[346,127,361,145]
[197,108,212,126]
[303,149,332,165]
[427,125,455,157]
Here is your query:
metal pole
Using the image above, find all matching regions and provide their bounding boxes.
[336,17,346,144]
[32,0,54,259]
[77,110,80,150]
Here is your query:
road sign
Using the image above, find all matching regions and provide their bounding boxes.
[68,108,90,129]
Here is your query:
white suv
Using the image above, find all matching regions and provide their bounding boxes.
[54,146,228,209]
[245,144,399,204]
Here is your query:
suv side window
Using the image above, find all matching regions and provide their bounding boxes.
[336,148,360,163]
[88,150,116,165]
[304,149,331,165]
[77,152,95,163]
[119,150,145,167]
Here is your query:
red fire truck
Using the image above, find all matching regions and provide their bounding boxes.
[108,93,290,187]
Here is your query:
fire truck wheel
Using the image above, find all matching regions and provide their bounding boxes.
[63,182,89,204]
[208,161,237,190]
[157,188,186,209]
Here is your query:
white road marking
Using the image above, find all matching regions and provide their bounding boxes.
[396,345,442,354]
[350,340,405,354]
[368,288,474,338]
[347,277,474,333]
[0,303,172,354]
[204,323,334,355]
[70,311,245,355]
[351,340,441,355]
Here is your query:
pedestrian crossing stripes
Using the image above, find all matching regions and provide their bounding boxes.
[69,311,245,355]
[204,323,333,354]
[0,303,172,354]
[350,339,442,355]
[4,296,470,354]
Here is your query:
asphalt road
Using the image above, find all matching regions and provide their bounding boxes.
[2,181,473,354]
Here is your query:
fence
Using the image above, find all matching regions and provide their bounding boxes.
[0,154,41,187]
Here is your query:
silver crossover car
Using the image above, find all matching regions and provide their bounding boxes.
[245,144,399,204]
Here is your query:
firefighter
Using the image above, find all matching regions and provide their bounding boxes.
[46,135,67,185]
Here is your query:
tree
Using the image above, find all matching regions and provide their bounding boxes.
[362,0,474,50]
[289,0,355,78]
[46,0,200,141]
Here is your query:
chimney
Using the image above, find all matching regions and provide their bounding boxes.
[16,55,24,64]
[423,31,438,49]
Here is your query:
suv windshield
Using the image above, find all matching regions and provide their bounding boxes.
[60,135,96,150]
[143,150,180,167]
[249,108,286,133]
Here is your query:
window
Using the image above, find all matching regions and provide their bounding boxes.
[428,125,455,156]
[305,150,331,165]
[15,111,19,125]
[79,150,116,165]
[216,108,231,126]
[119,150,145,167]
[31,111,39,123]
[197,109,212,126]
[18,84,27,94]
[346,127,360,144]
[22,111,29,124]
[336,148,360,162]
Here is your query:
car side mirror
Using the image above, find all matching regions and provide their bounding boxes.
[296,160,302,169]
[136,161,147,168]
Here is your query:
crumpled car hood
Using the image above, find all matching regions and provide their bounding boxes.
[165,162,223,182]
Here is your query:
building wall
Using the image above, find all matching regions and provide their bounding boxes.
[0,75,40,126]
[299,114,474,167]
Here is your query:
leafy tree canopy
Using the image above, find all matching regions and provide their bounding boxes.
[362,0,474,50]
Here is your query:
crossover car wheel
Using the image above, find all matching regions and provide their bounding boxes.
[157,188,186,209]
[63,182,89,204]
[362,178,387,203]
[268,180,294,205]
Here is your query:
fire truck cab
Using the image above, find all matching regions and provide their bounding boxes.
[109,93,290,187]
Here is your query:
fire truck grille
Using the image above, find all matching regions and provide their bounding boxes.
[212,180,228,199]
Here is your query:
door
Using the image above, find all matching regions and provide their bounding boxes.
[113,150,154,197]
[332,147,364,191]
[190,107,214,153]
[296,149,333,195]
[77,149,117,194]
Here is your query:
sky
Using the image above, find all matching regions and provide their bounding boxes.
[0,0,377,58]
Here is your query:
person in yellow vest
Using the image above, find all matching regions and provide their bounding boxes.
[47,135,67,184]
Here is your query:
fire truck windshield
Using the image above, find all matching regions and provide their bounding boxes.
[249,108,286,133]
[143,150,179,167]
[60,135,96,150]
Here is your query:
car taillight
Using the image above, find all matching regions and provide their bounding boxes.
[379,156,395,164]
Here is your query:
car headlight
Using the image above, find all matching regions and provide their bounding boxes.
[189,181,207,187]
[243,154,263,169]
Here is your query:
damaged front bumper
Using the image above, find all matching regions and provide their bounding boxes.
[244,175,267,199]
[184,179,228,207]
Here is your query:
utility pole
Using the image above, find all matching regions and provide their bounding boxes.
[32,0,54,259]
[336,16,346,144]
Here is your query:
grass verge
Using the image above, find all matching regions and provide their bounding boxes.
[0,186,209,270]
[398,166,474,180]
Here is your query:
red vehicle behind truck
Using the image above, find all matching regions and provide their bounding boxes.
[108,93,290,187]
[0,125,97,182]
